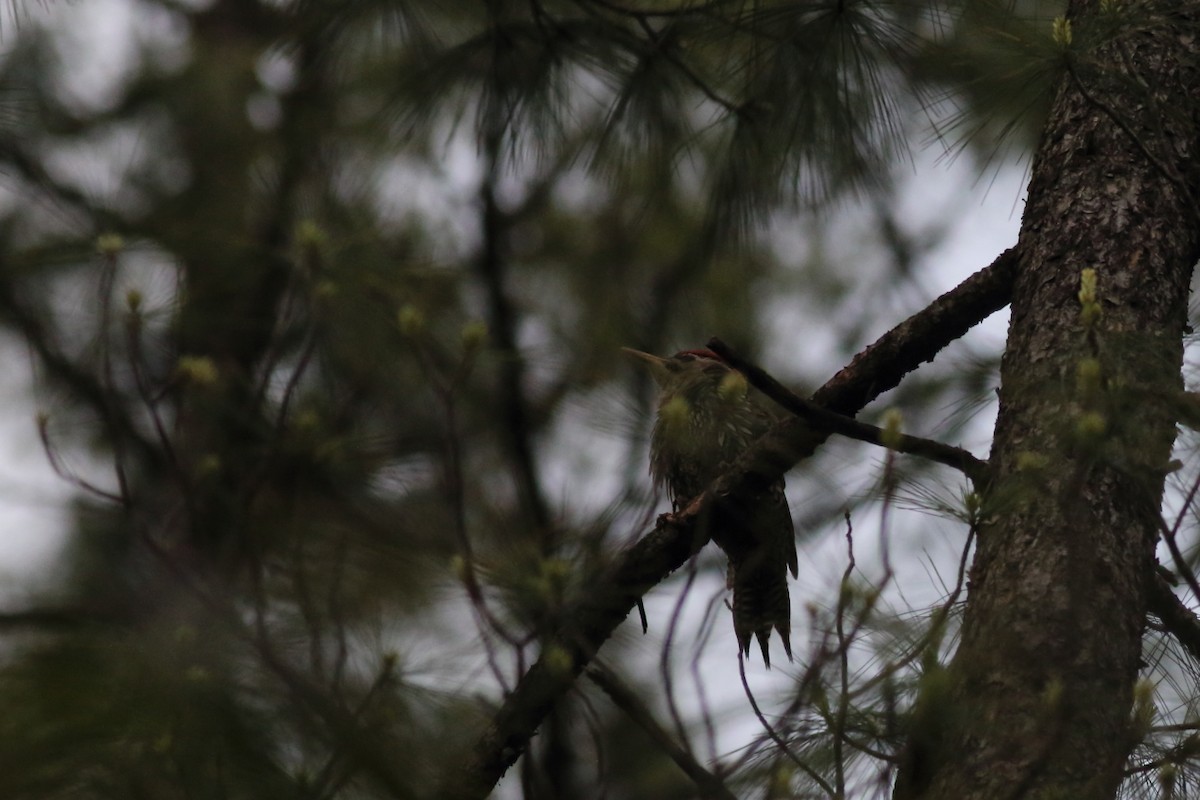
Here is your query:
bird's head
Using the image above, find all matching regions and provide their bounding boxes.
[622,347,748,402]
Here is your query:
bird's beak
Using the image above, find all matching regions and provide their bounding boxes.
[622,347,671,387]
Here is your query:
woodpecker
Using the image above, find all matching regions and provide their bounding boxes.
[625,347,797,666]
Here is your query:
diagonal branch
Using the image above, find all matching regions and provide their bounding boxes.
[814,247,1018,414]
[707,338,991,485]
[1147,573,1200,667]
[449,246,1018,799]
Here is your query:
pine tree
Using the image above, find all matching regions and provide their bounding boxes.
[0,1,1198,799]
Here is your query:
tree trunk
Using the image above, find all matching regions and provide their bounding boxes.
[896,2,1200,798]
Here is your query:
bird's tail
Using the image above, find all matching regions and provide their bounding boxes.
[730,549,792,668]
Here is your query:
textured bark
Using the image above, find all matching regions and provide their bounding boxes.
[896,3,1200,798]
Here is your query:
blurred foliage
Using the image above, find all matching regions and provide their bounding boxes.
[7,0,1183,798]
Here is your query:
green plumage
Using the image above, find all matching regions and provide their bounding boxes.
[626,347,798,666]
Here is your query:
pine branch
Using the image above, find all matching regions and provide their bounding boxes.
[707,338,991,485]
[1147,572,1200,667]
[449,246,1018,799]
[815,247,1019,415]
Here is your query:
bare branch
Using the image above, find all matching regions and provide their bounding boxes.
[708,338,991,485]
[1147,573,1200,667]
[587,662,738,800]
[815,247,1018,415]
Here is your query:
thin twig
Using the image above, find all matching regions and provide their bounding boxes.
[708,338,990,485]
[125,304,183,477]
[1159,469,1200,602]
[850,522,974,702]
[588,662,738,800]
[661,554,703,750]
[96,246,133,506]
[738,651,836,798]
[691,587,726,765]
[36,416,125,504]
[832,515,857,797]
[418,336,521,688]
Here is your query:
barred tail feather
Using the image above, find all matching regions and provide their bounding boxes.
[731,550,793,668]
